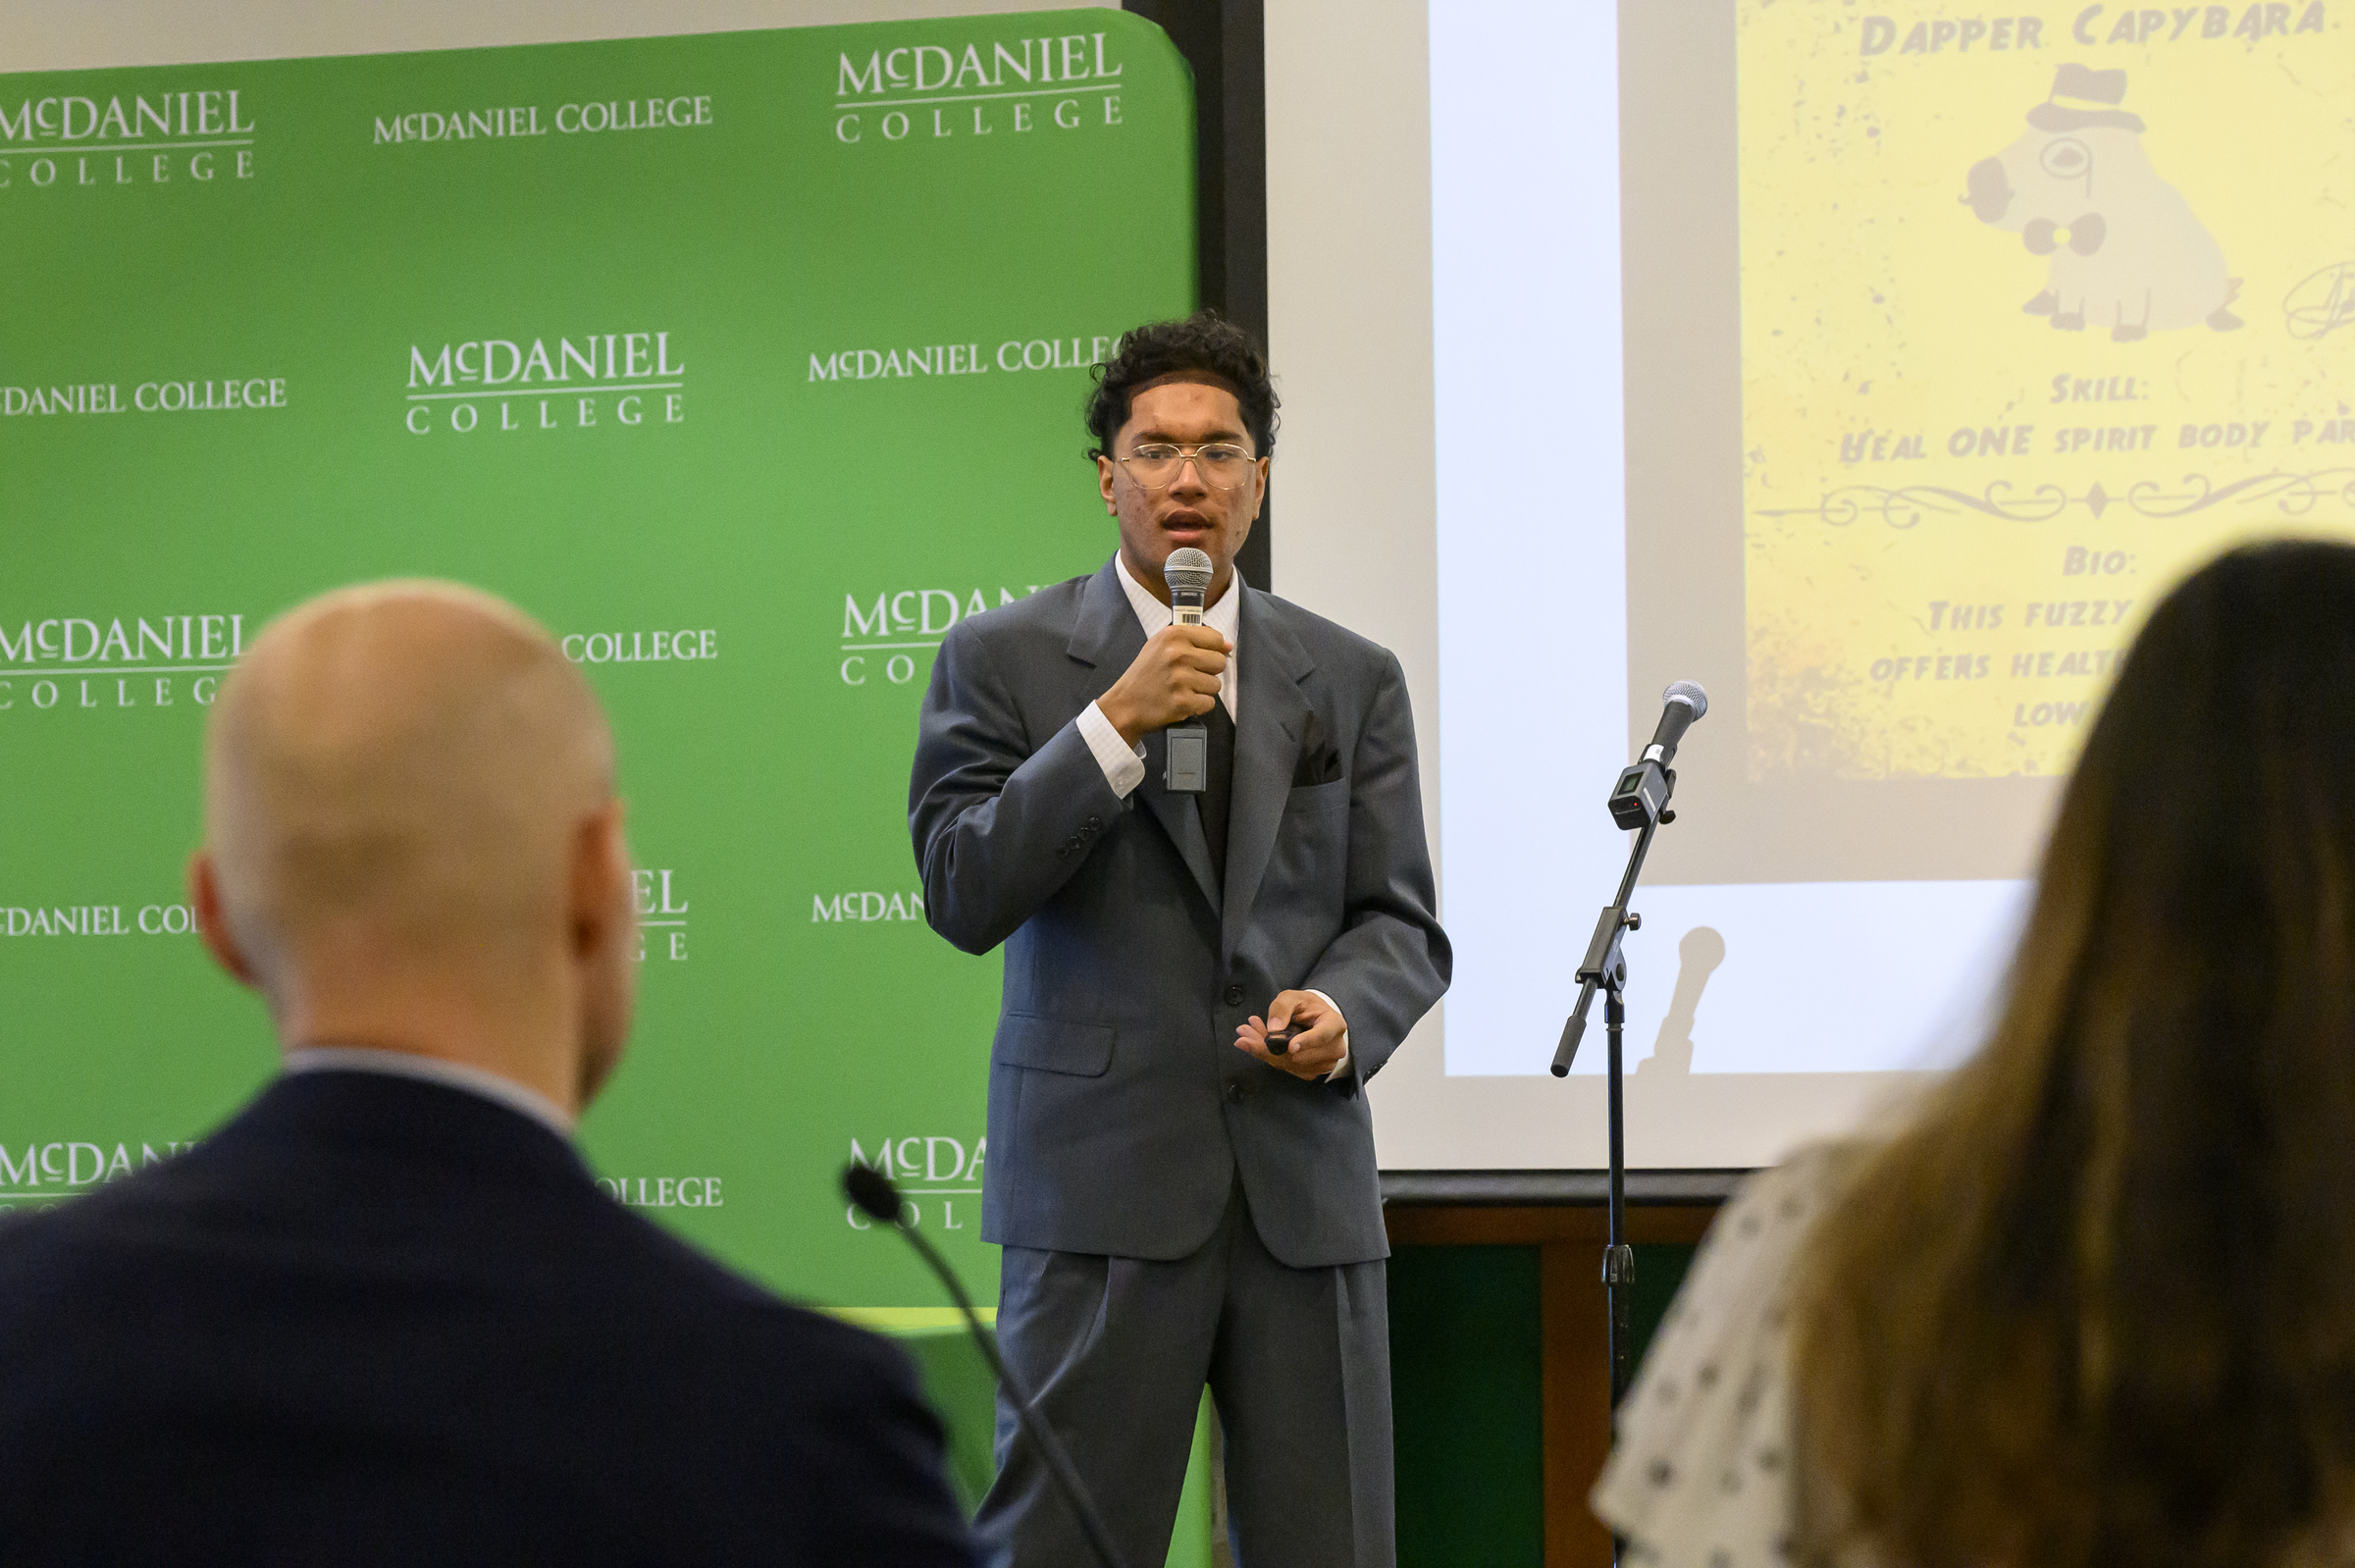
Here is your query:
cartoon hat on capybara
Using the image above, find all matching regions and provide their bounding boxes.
[2025,63,2145,133]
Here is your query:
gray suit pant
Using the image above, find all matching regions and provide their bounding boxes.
[976,1184,1393,1568]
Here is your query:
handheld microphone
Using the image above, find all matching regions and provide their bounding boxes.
[1162,548,1215,792]
[1606,682,1707,830]
[1163,547,1213,627]
[843,1166,1129,1568]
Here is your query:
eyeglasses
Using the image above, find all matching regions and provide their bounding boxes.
[1116,442,1259,492]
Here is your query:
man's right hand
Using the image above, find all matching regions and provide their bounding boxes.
[1098,625,1230,745]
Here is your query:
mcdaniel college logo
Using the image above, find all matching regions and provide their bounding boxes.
[404,330,686,435]
[833,29,1127,144]
[0,86,257,191]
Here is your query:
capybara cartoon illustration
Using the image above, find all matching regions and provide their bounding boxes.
[1963,64,2241,341]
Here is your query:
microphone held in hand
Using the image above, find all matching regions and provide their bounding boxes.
[841,1165,1129,1568]
[1607,682,1708,831]
[1162,548,1217,793]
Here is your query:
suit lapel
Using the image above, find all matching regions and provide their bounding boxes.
[1069,557,1222,913]
[1066,557,1145,673]
[1222,590,1316,957]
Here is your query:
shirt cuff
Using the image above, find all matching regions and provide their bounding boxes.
[1307,988,1350,1081]
[1077,701,1147,798]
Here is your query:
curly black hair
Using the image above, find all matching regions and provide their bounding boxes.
[1082,309,1280,461]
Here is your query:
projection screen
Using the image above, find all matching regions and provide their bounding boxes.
[1273,0,2355,1170]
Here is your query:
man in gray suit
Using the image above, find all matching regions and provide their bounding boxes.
[910,312,1449,1567]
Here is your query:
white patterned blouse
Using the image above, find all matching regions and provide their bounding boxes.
[1591,1143,1860,1568]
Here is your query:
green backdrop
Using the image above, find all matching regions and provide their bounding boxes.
[0,7,1193,1318]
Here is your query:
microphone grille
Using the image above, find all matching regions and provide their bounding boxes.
[1663,680,1708,719]
[1163,548,1214,599]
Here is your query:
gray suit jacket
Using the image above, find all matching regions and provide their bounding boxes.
[910,557,1449,1268]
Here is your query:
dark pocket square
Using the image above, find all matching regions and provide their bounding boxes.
[1292,711,1344,787]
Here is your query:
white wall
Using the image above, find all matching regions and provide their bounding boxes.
[1264,0,1457,1159]
[1263,0,1439,809]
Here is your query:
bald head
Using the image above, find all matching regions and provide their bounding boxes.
[195,582,636,1113]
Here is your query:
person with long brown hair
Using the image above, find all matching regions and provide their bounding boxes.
[1596,539,2355,1568]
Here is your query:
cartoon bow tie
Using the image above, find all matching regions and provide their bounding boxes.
[2024,214,2105,256]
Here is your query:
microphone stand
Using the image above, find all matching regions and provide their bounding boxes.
[1549,775,1675,1419]
[843,1168,1129,1568]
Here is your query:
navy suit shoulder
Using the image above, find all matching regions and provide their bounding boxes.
[1252,589,1411,690]
[1253,587,1384,653]
[0,1071,974,1568]
[934,571,1092,679]
[951,570,1093,639]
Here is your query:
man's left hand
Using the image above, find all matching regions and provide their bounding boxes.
[1234,990,1347,1081]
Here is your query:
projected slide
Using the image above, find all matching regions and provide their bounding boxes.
[1739,5,2353,788]
[1418,0,2353,1161]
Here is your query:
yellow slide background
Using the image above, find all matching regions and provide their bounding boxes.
[1739,0,2353,778]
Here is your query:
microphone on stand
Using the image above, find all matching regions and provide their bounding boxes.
[1605,682,1708,831]
[1550,681,1710,1412]
[1559,681,1709,1074]
[1162,548,1215,793]
[842,1165,1129,1568]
